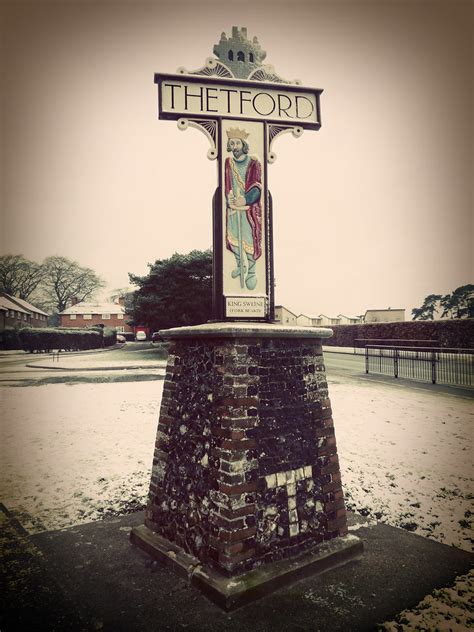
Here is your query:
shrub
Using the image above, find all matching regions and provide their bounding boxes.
[102,327,117,347]
[1,327,22,350]
[19,327,103,353]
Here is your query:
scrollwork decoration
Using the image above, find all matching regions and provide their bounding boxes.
[267,125,304,163]
[177,118,218,160]
[176,57,234,79]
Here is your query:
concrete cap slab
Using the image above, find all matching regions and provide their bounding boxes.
[159,322,333,340]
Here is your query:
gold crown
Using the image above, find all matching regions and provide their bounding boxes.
[226,127,249,140]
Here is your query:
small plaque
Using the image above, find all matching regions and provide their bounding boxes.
[225,296,266,318]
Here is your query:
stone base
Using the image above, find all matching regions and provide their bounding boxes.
[131,524,363,610]
[133,322,361,606]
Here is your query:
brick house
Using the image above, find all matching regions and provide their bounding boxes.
[0,293,49,329]
[58,299,132,332]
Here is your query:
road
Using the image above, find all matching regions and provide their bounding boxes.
[1,345,471,398]
[323,350,365,376]
[0,342,164,386]
[0,345,364,380]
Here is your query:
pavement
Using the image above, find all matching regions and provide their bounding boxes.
[25,356,167,371]
[2,506,472,632]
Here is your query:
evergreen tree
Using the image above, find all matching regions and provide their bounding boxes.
[411,294,442,320]
[129,250,212,331]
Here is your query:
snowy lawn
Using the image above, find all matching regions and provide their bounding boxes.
[1,376,471,551]
[0,381,162,533]
[330,379,473,552]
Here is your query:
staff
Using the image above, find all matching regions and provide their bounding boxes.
[229,188,249,288]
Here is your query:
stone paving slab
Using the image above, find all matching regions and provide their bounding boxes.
[2,508,473,632]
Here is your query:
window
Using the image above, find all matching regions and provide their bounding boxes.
[83,314,92,320]
[70,314,77,320]
[228,50,234,61]
[23,313,28,321]
[116,326,125,333]
[237,51,245,62]
[249,53,254,62]
[101,313,111,319]
[17,311,21,319]
[117,313,124,320]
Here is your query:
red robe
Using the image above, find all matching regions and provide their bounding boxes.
[224,157,262,260]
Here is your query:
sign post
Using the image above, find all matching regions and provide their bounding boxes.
[132,27,361,610]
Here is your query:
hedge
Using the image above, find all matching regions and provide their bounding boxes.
[14,327,117,352]
[1,327,22,350]
[323,319,474,349]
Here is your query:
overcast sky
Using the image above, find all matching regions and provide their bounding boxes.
[1,0,472,318]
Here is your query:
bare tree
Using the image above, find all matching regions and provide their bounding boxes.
[40,256,105,313]
[0,254,45,300]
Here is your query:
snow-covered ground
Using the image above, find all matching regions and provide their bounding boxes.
[3,376,470,549]
[0,381,161,533]
[330,379,473,551]
[1,375,472,629]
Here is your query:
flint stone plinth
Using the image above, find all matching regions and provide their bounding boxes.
[131,323,362,609]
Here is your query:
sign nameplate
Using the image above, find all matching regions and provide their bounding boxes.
[225,296,266,318]
[156,74,321,128]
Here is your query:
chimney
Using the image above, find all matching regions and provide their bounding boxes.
[118,296,125,306]
[71,297,79,306]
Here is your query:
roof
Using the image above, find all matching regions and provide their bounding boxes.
[3,293,49,316]
[275,305,298,318]
[364,308,405,314]
[59,302,126,315]
[297,313,315,318]
[0,295,31,314]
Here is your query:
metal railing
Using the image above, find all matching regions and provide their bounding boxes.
[354,338,438,354]
[365,345,473,387]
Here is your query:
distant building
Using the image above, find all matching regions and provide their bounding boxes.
[296,313,325,326]
[58,298,132,332]
[277,307,363,327]
[296,313,363,327]
[337,314,363,325]
[0,304,6,331]
[274,305,297,326]
[0,293,49,329]
[364,308,405,323]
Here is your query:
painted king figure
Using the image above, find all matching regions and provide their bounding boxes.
[225,128,262,291]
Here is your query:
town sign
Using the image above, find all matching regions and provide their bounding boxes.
[153,26,323,321]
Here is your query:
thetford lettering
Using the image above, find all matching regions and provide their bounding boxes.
[159,78,318,125]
